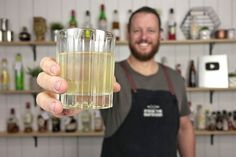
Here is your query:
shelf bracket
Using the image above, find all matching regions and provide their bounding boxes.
[33,136,38,147]
[209,42,215,55]
[31,45,37,61]
[210,134,214,145]
[209,90,214,104]
[31,92,37,107]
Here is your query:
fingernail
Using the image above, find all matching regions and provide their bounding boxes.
[50,65,57,74]
[54,80,62,91]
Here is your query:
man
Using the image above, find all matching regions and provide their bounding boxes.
[37,6,195,157]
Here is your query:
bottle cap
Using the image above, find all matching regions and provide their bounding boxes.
[170,8,174,14]
[71,10,76,16]
[85,10,90,16]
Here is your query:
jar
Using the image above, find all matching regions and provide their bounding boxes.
[215,29,227,39]
[19,27,31,41]
[227,28,235,39]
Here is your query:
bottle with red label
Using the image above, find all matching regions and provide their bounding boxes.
[167,8,176,40]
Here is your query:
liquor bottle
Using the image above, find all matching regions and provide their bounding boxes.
[216,111,223,130]
[14,53,24,90]
[0,58,10,91]
[69,10,78,28]
[188,60,197,87]
[19,26,31,41]
[98,4,107,30]
[227,111,234,130]
[175,63,182,76]
[196,104,206,130]
[83,10,92,28]
[23,102,33,133]
[222,110,229,131]
[52,116,61,132]
[167,8,176,40]
[7,108,19,133]
[190,13,199,40]
[65,116,77,132]
[81,110,92,132]
[93,110,103,132]
[126,9,132,40]
[112,10,120,41]
[188,101,195,127]
[37,108,49,132]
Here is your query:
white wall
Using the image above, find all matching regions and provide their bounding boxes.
[0,0,236,157]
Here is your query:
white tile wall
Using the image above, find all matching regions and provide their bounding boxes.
[0,0,236,156]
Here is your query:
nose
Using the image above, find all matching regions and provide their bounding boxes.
[140,30,147,41]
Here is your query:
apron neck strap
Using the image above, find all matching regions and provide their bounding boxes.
[121,61,137,92]
[121,61,175,95]
[161,64,175,95]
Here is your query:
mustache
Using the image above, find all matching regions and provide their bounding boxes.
[136,39,151,44]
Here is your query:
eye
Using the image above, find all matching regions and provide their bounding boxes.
[147,29,156,34]
[132,29,141,33]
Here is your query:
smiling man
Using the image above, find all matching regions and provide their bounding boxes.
[100,7,196,157]
[36,6,195,157]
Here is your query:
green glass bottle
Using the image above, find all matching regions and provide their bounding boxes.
[14,53,24,90]
[69,10,78,28]
[98,4,107,30]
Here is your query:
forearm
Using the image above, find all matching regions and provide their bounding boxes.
[178,116,196,157]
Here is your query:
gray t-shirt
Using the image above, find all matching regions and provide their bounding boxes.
[101,60,190,137]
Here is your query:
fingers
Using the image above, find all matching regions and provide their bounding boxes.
[37,72,68,93]
[40,57,60,76]
[113,76,121,92]
[36,91,81,117]
[36,91,63,114]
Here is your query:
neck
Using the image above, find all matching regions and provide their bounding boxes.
[127,56,159,76]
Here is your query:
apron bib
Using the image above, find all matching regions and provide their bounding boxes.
[101,63,179,157]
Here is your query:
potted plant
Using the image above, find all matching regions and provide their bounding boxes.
[27,66,42,92]
[50,22,64,41]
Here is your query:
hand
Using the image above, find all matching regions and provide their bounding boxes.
[36,57,121,117]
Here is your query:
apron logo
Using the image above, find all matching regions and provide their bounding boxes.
[143,104,163,117]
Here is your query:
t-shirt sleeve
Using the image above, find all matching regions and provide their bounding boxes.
[178,81,190,116]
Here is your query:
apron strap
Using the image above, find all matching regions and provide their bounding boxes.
[121,61,137,92]
[121,61,175,95]
[161,64,175,95]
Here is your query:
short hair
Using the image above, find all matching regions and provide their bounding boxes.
[128,6,161,33]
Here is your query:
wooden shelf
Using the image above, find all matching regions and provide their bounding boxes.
[0,131,104,137]
[0,130,235,137]
[195,130,236,136]
[1,39,236,46]
[0,90,37,94]
[186,87,236,92]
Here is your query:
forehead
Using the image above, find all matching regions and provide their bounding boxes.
[130,12,159,28]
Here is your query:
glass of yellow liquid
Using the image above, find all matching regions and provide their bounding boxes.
[56,28,115,110]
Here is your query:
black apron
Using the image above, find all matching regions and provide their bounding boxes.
[101,63,180,157]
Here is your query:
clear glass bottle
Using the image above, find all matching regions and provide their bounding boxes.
[112,10,120,41]
[65,116,77,132]
[81,110,92,132]
[14,53,24,90]
[167,8,176,40]
[23,102,33,133]
[190,14,199,40]
[83,10,92,28]
[37,108,49,132]
[196,104,206,130]
[98,4,107,30]
[69,10,78,28]
[0,58,10,91]
[93,110,103,132]
[126,9,132,40]
[7,108,19,133]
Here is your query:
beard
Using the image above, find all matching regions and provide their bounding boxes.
[129,39,160,62]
